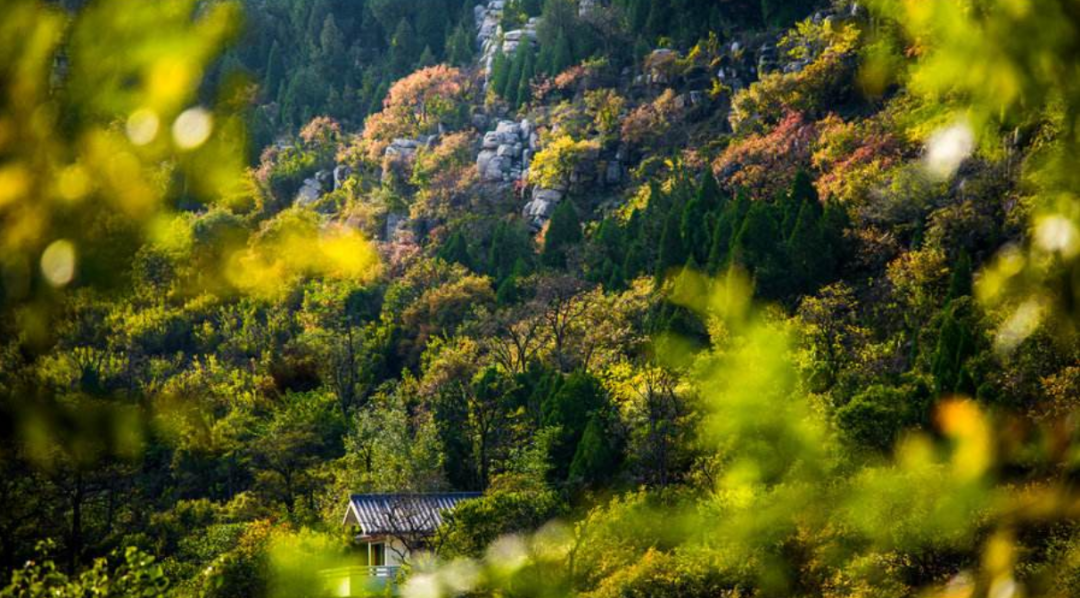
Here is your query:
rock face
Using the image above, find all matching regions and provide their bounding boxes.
[475,0,539,81]
[333,164,352,190]
[476,119,534,183]
[522,187,564,229]
[382,136,437,183]
[295,177,323,206]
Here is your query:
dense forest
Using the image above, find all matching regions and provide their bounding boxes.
[3,0,1080,596]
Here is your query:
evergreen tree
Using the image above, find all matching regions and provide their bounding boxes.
[680,196,710,265]
[417,45,436,67]
[542,371,608,480]
[783,170,820,238]
[390,18,419,76]
[786,200,829,293]
[947,250,973,300]
[707,208,738,273]
[490,51,511,96]
[731,201,786,297]
[656,208,687,281]
[503,42,527,104]
[551,31,574,75]
[623,241,645,280]
[569,413,620,486]
[447,21,475,66]
[542,200,582,268]
[319,13,346,72]
[515,44,536,109]
[697,170,724,214]
[264,41,282,100]
[496,275,521,305]
[932,300,978,396]
[439,230,473,269]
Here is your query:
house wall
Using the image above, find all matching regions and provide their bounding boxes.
[357,536,411,567]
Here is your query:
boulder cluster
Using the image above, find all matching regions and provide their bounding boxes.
[475,0,540,80]
[382,135,439,183]
[476,119,538,183]
[294,165,352,207]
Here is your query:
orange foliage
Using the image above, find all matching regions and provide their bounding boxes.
[812,113,905,204]
[712,111,816,199]
[620,89,682,148]
[355,65,471,162]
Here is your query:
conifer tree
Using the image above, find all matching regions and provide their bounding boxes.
[786,200,828,293]
[439,230,473,270]
[623,241,645,280]
[503,42,527,104]
[932,300,978,396]
[947,250,973,300]
[447,21,475,66]
[542,201,582,268]
[390,18,419,76]
[264,41,282,100]
[516,44,536,109]
[569,413,619,486]
[491,50,511,97]
[696,171,724,214]
[656,208,687,281]
[417,45,436,67]
[551,31,574,75]
[707,207,739,273]
[731,201,784,296]
[680,196,710,265]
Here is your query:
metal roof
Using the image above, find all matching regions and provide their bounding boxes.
[343,493,482,536]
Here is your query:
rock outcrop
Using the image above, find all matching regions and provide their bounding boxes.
[475,0,540,80]
[382,136,437,183]
[476,119,538,183]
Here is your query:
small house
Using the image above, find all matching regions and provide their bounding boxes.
[325,493,480,596]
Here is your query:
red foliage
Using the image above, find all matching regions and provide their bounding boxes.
[712,111,817,199]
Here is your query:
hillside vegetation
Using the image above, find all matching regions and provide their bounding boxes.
[3,0,1080,596]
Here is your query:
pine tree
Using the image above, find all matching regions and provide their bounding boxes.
[542,201,582,268]
[680,196,710,265]
[447,21,475,66]
[320,13,346,71]
[439,230,473,269]
[932,300,978,396]
[656,208,687,281]
[516,43,536,109]
[731,201,784,296]
[623,241,645,280]
[496,276,520,305]
[417,45,436,67]
[783,170,820,238]
[490,50,511,96]
[503,42,527,104]
[786,200,828,293]
[551,31,574,75]
[264,42,282,101]
[696,170,724,214]
[569,413,619,486]
[947,250,973,300]
[390,18,419,76]
[707,207,738,273]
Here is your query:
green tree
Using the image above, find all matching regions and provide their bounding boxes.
[656,208,687,281]
[569,413,620,486]
[541,371,608,481]
[390,18,419,76]
[542,201,582,269]
[439,231,474,270]
[264,41,282,100]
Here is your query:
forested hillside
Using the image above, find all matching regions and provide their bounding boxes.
[3,0,1080,596]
